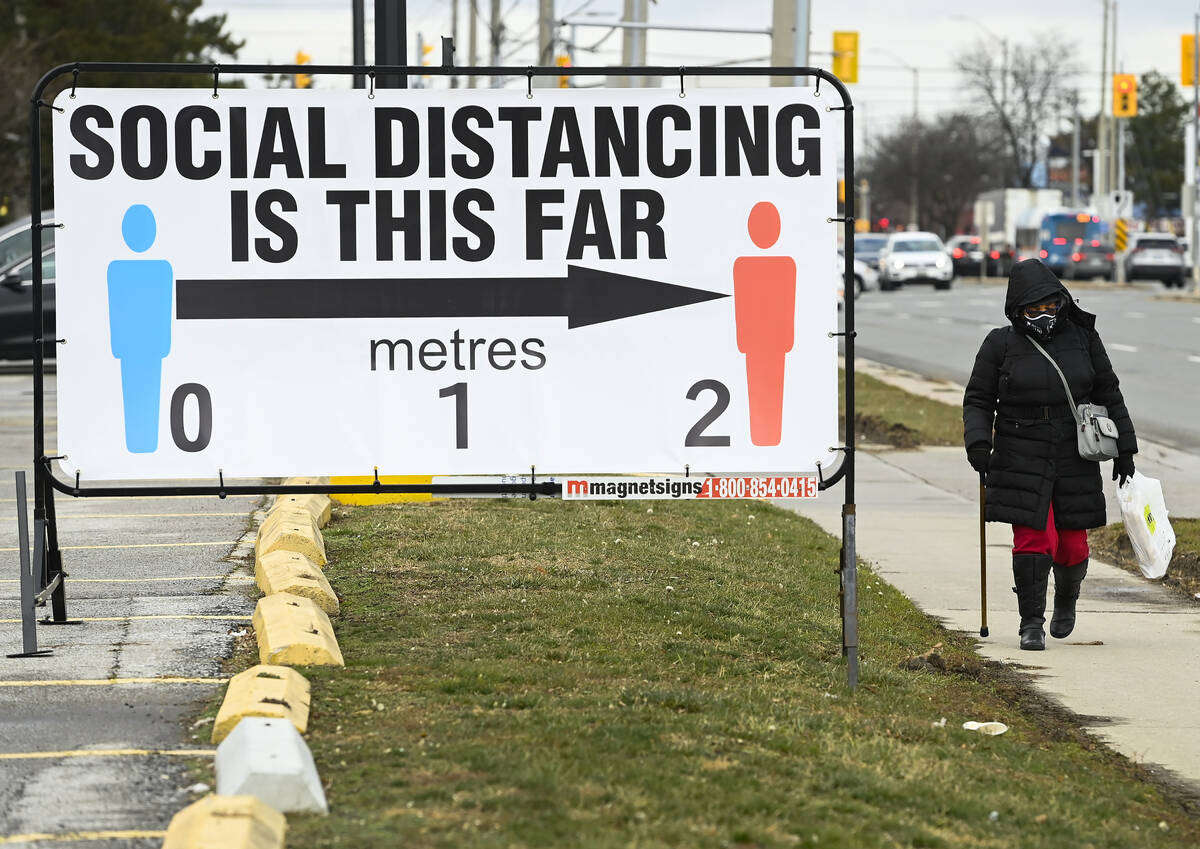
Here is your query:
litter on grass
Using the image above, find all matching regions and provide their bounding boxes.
[962,721,1008,736]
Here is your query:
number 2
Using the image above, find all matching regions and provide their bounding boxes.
[685,379,731,447]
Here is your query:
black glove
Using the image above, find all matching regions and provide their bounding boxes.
[967,445,990,475]
[1112,454,1135,487]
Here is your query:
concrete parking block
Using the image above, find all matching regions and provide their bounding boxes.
[255,510,326,567]
[253,593,344,667]
[216,716,329,815]
[281,476,330,487]
[271,492,332,528]
[212,664,312,744]
[161,793,286,849]
[254,549,339,616]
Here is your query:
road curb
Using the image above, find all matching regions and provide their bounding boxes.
[252,593,344,667]
[254,549,339,615]
[212,664,312,744]
[161,793,286,849]
[255,509,327,567]
[271,492,332,528]
[215,717,329,814]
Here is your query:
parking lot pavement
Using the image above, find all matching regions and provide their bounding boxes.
[0,374,261,843]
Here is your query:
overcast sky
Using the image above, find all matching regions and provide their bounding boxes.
[199,0,1197,148]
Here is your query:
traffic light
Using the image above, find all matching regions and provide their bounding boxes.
[556,55,571,88]
[1112,73,1137,117]
[294,50,312,89]
[832,31,858,84]
[837,179,845,204]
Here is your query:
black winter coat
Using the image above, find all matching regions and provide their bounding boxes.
[963,260,1137,530]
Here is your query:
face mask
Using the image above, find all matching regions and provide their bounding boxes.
[1023,311,1058,339]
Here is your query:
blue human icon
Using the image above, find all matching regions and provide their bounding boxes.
[108,204,173,453]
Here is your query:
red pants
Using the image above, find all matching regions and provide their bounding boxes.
[1012,502,1089,566]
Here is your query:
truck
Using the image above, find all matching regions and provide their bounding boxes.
[973,188,1064,251]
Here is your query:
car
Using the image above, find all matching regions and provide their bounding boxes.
[945,235,1013,278]
[877,231,954,290]
[0,214,57,361]
[1062,242,1114,281]
[838,249,877,298]
[0,248,56,361]
[1124,232,1186,287]
[853,232,889,271]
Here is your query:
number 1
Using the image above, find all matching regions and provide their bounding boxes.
[439,382,468,449]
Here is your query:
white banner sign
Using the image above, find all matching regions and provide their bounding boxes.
[52,87,838,480]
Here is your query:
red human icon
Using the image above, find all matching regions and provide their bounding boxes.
[733,202,796,447]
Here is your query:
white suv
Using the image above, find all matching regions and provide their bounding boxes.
[1125,232,1186,288]
[878,231,954,291]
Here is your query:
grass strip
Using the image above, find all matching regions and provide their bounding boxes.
[284,498,1199,848]
[1090,517,1200,599]
[840,369,964,448]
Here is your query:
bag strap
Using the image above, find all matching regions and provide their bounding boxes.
[1025,336,1083,427]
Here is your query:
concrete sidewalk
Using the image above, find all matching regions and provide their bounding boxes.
[783,443,1200,793]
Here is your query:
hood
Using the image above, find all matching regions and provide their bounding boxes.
[1004,259,1095,331]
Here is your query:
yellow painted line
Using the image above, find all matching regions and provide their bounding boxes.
[2,513,253,520]
[0,830,168,845]
[0,541,237,553]
[0,748,215,761]
[0,495,260,503]
[0,615,251,624]
[0,575,254,584]
[0,677,226,688]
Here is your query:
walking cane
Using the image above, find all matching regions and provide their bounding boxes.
[979,472,989,638]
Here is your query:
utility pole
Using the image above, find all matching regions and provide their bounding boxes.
[468,0,478,87]
[1071,96,1081,207]
[617,0,648,88]
[535,0,555,88]
[1193,10,1199,290]
[488,0,501,88]
[449,0,459,88]
[909,68,919,231]
[352,0,365,88]
[770,0,810,86]
[1097,0,1108,202]
[375,0,408,89]
[1108,2,1118,207]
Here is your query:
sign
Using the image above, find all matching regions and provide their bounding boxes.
[562,475,818,500]
[1184,34,1197,88]
[1112,73,1137,118]
[1114,218,1128,252]
[52,88,838,481]
[832,32,858,84]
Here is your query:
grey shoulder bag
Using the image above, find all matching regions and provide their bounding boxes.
[1026,336,1120,462]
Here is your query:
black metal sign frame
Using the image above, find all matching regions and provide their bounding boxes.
[26,60,858,684]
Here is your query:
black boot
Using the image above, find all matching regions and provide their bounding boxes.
[1050,559,1088,639]
[1012,553,1052,651]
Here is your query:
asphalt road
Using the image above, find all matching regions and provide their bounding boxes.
[0,373,259,846]
[845,280,1200,453]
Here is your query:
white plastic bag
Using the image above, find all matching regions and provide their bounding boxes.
[1116,471,1175,580]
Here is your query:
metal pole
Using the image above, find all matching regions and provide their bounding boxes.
[1097,0,1108,200]
[842,81,858,691]
[449,0,459,88]
[467,0,478,86]
[1071,99,1080,206]
[489,0,501,88]
[375,0,408,88]
[909,67,919,230]
[6,471,48,658]
[352,0,366,88]
[534,0,555,87]
[1193,11,1199,289]
[1108,1,1118,205]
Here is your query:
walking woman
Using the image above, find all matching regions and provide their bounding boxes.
[963,259,1138,650]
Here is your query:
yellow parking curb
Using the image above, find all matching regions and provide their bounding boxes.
[254,550,339,616]
[255,510,326,567]
[270,493,332,528]
[212,665,311,744]
[161,794,285,849]
[253,593,344,667]
[329,474,436,505]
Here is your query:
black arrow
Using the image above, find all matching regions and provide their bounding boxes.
[176,266,727,329]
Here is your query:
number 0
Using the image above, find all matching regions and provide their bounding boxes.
[170,383,212,452]
[685,380,731,447]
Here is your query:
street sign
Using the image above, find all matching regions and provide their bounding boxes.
[1114,218,1129,252]
[1184,35,1197,88]
[52,88,838,481]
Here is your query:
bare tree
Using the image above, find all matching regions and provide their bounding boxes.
[955,34,1077,189]
[863,112,1004,237]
